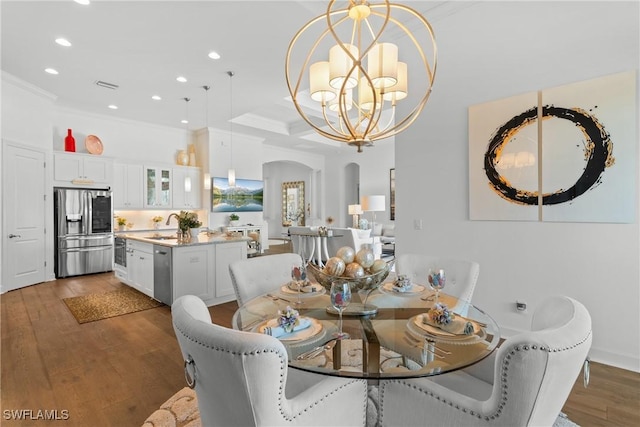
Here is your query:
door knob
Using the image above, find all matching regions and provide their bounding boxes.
[8,234,21,238]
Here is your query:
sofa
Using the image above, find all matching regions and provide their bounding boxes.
[371,223,395,257]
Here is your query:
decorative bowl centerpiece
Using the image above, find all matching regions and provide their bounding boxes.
[307,258,392,315]
[307,261,390,293]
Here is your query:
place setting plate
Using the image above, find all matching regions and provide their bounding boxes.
[406,314,486,345]
[254,317,324,342]
[379,281,427,296]
[279,282,326,298]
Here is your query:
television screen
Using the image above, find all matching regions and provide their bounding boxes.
[211,177,264,212]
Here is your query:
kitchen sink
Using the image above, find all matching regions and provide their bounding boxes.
[145,235,178,240]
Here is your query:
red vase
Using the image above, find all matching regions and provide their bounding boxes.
[64,129,76,152]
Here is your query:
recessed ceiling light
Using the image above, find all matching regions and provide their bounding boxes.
[108,105,118,110]
[74,0,90,5]
[45,68,59,75]
[151,95,162,101]
[208,51,221,60]
[55,38,71,47]
[181,119,188,124]
[176,76,187,83]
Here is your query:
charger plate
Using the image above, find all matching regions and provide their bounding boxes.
[255,317,323,342]
[280,283,326,297]
[379,281,427,296]
[406,314,486,345]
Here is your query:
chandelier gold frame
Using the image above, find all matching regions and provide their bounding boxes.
[285,0,437,152]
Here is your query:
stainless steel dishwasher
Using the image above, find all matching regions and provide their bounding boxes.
[153,245,173,305]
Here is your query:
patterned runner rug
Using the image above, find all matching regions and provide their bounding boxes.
[63,287,163,324]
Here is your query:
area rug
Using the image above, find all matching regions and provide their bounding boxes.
[141,387,579,427]
[63,287,163,324]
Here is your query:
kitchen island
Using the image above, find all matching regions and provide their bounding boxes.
[115,232,249,306]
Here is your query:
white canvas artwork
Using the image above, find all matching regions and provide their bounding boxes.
[469,91,539,221]
[541,71,637,223]
[469,70,637,223]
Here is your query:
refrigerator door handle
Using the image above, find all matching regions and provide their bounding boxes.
[85,190,92,235]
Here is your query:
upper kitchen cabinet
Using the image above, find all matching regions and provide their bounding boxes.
[113,163,143,209]
[53,152,113,187]
[172,166,201,209]
[144,166,172,209]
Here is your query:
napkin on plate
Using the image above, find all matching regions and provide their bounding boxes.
[288,281,321,293]
[392,275,412,292]
[263,317,311,338]
[422,314,475,335]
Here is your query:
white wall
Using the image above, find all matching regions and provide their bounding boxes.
[395,1,639,371]
[325,141,395,228]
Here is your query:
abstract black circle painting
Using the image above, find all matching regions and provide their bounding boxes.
[468,70,635,223]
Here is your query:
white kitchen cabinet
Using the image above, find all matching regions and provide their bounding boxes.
[214,241,247,300]
[113,163,143,209]
[144,166,172,208]
[172,166,201,209]
[53,152,113,186]
[172,245,213,303]
[127,240,154,297]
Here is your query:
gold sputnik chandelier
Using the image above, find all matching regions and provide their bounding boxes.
[285,0,437,152]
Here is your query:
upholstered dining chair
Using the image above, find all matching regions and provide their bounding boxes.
[377,295,592,427]
[229,253,303,306]
[395,254,480,303]
[172,295,368,426]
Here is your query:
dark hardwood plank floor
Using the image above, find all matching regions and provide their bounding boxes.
[1,245,638,426]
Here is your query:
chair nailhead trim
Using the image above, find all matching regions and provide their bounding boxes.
[380,329,592,423]
[174,322,366,423]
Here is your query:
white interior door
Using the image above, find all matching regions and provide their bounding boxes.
[2,143,46,292]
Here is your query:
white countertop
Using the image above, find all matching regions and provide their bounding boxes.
[117,232,251,248]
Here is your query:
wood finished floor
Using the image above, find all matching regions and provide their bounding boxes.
[1,247,638,426]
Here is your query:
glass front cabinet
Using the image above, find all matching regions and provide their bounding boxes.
[144,166,172,208]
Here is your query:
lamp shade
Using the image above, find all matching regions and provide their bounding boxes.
[348,204,363,215]
[361,195,385,212]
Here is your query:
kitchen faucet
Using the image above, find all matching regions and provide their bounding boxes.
[166,212,180,226]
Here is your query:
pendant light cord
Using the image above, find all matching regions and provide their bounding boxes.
[227,71,234,169]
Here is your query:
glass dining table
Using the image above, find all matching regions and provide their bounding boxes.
[231,276,500,380]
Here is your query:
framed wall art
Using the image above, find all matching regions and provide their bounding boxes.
[211,177,264,212]
[469,70,637,223]
[390,168,396,221]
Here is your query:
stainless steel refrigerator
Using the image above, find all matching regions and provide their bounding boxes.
[54,187,114,278]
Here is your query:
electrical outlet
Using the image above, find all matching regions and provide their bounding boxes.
[516,300,527,312]
[414,219,423,230]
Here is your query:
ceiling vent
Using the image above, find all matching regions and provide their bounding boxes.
[94,80,119,90]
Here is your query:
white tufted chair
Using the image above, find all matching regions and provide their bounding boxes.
[378,295,592,427]
[229,253,303,306]
[172,295,368,426]
[395,254,480,303]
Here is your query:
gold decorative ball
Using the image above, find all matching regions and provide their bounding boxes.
[355,248,374,268]
[370,259,387,274]
[324,257,346,276]
[336,246,355,264]
[345,262,365,278]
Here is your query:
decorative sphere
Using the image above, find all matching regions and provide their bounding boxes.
[345,262,365,278]
[369,259,387,274]
[324,257,346,276]
[355,248,374,268]
[336,246,355,264]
